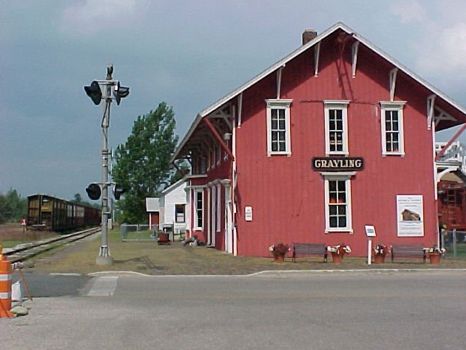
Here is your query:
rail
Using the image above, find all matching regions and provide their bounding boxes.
[2,227,100,263]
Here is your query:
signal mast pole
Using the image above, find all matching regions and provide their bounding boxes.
[98,66,112,265]
[84,65,129,266]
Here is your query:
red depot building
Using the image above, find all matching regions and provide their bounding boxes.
[172,22,466,257]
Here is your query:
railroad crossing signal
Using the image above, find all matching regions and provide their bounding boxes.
[86,183,101,200]
[113,82,130,105]
[84,79,129,106]
[84,81,102,105]
[113,184,125,200]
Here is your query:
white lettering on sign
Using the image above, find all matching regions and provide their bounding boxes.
[312,157,364,171]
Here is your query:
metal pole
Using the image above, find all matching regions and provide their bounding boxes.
[367,239,372,265]
[96,68,113,266]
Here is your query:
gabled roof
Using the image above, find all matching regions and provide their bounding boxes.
[160,178,186,196]
[173,21,466,161]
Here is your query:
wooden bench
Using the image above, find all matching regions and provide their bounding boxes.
[292,243,328,262]
[390,245,426,263]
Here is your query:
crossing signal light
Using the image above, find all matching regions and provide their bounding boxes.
[84,81,102,105]
[86,183,101,200]
[113,82,129,105]
[113,184,125,200]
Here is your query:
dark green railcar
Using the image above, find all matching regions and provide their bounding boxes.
[27,194,100,232]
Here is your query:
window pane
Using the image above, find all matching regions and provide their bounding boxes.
[338,205,346,215]
[279,119,285,130]
[337,181,345,191]
[338,217,347,227]
[330,217,338,227]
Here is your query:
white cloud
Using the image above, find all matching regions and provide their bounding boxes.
[61,0,148,35]
[416,22,466,75]
[390,0,427,23]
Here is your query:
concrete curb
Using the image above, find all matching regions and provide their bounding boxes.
[86,268,466,278]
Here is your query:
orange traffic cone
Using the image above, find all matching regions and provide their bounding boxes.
[0,256,14,318]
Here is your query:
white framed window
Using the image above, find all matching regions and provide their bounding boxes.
[194,189,204,229]
[324,174,353,233]
[266,99,292,156]
[380,101,406,156]
[324,100,350,155]
[175,204,185,223]
[211,185,216,233]
[216,183,221,232]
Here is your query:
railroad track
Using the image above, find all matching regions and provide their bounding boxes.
[2,227,100,263]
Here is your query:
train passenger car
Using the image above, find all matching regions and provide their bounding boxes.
[27,194,100,232]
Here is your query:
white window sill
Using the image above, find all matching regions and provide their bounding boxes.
[268,152,292,157]
[326,151,349,156]
[382,152,405,157]
[325,228,353,234]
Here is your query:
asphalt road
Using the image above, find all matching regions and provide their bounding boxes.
[2,270,466,350]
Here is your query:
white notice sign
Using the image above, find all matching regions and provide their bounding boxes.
[245,206,253,222]
[365,225,376,237]
[396,195,424,237]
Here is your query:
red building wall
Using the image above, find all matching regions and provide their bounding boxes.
[234,32,437,256]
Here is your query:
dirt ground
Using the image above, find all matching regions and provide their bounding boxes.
[0,223,57,245]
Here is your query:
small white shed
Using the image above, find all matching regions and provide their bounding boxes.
[146,179,188,235]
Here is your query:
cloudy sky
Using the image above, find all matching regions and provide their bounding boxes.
[2,0,466,200]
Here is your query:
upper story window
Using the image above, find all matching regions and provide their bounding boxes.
[266,99,292,156]
[380,101,406,156]
[324,100,350,155]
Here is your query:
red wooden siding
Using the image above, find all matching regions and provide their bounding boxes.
[234,31,437,256]
[177,26,466,257]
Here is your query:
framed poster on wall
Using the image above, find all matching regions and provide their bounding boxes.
[396,195,424,237]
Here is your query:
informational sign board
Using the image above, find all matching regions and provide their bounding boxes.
[396,195,424,237]
[365,225,376,237]
[312,157,364,172]
[245,206,253,222]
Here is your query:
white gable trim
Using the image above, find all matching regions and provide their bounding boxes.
[173,21,466,162]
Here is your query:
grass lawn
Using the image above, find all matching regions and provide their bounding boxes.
[26,228,466,275]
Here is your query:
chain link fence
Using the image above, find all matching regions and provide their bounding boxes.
[120,224,156,242]
[120,223,186,242]
[442,229,466,258]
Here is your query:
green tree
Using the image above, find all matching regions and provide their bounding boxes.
[72,193,82,203]
[0,189,27,223]
[112,102,179,223]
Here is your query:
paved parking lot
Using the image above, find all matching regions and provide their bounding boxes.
[3,270,466,350]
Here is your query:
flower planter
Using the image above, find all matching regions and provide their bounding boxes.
[373,254,385,264]
[429,253,441,265]
[157,233,170,245]
[331,252,342,265]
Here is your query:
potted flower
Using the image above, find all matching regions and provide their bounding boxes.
[423,246,446,265]
[326,244,351,264]
[268,243,290,262]
[373,244,389,264]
